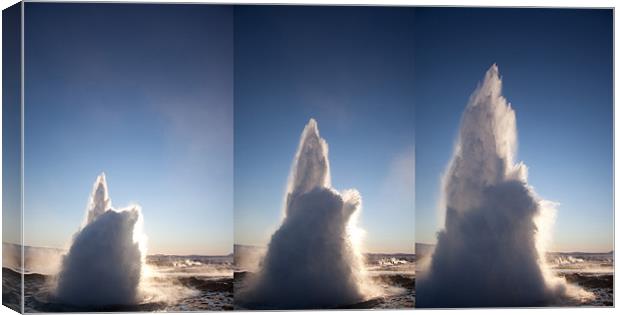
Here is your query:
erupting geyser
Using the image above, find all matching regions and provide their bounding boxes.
[55,173,146,306]
[417,65,591,307]
[238,119,372,309]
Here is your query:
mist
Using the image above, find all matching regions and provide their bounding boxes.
[237,119,375,309]
[54,174,146,306]
[417,65,591,307]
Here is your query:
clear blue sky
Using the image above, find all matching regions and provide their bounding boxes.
[234,6,415,254]
[23,3,233,255]
[2,3,21,246]
[414,8,613,252]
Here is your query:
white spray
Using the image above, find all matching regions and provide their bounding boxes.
[55,173,147,306]
[237,119,374,309]
[417,65,592,307]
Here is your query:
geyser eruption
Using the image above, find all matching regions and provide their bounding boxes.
[55,173,146,306]
[238,119,372,309]
[417,65,590,307]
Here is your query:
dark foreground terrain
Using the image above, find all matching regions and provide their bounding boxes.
[3,255,235,312]
[233,253,415,310]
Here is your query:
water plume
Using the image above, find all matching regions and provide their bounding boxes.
[54,173,146,306]
[417,65,592,307]
[237,119,373,309]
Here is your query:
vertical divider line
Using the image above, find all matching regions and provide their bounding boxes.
[20,1,24,313]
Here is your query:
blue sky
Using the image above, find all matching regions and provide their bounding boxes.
[234,6,415,254]
[23,4,233,255]
[16,5,611,256]
[2,3,21,246]
[414,8,613,252]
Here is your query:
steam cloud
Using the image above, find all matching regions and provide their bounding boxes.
[417,65,590,307]
[237,119,373,309]
[55,174,146,306]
